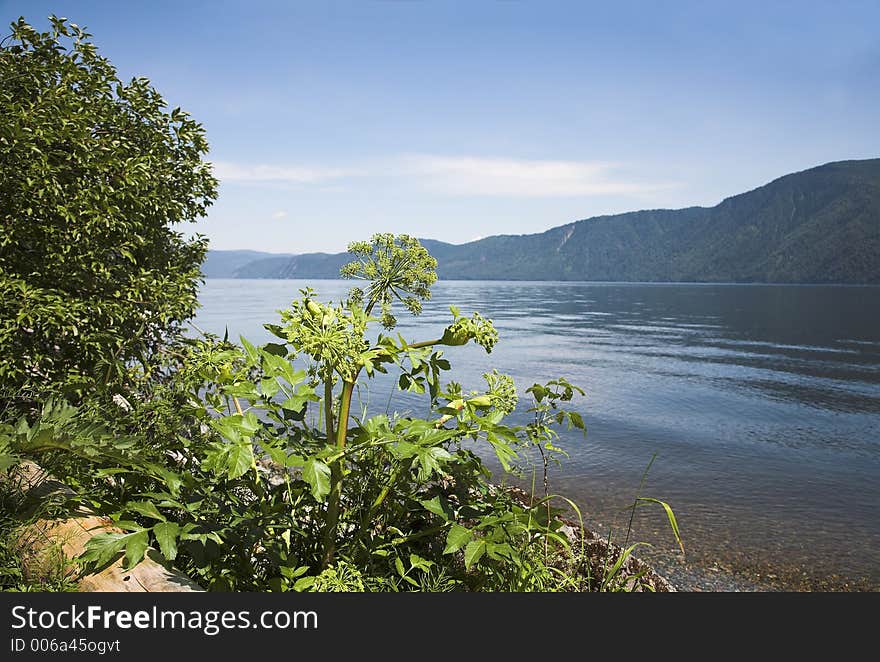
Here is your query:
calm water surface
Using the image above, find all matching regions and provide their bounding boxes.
[195,280,880,591]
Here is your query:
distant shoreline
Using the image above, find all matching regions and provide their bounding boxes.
[203,277,880,287]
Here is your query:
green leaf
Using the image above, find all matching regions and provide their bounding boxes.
[284,453,306,469]
[413,445,453,480]
[418,496,449,521]
[152,521,179,561]
[293,576,316,592]
[80,533,128,568]
[463,539,487,570]
[409,554,434,571]
[210,417,243,444]
[638,497,684,554]
[123,530,149,569]
[302,458,331,501]
[601,543,642,591]
[80,530,148,570]
[568,411,586,431]
[280,395,310,412]
[393,440,419,460]
[264,442,288,466]
[260,377,280,398]
[261,341,288,356]
[0,452,20,472]
[280,565,310,580]
[223,381,258,398]
[485,542,516,561]
[226,442,255,479]
[126,500,165,521]
[486,432,518,472]
[527,384,547,403]
[148,465,183,497]
[203,441,254,480]
[261,352,305,387]
[443,524,472,554]
[239,335,259,364]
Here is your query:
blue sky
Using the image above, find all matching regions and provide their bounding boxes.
[4,1,879,253]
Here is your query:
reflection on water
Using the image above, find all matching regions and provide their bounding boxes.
[195,280,880,591]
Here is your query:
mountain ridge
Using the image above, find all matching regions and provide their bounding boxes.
[204,158,880,283]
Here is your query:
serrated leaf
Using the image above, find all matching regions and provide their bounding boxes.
[280,395,310,412]
[81,530,148,570]
[418,496,449,521]
[393,440,419,460]
[223,381,258,398]
[409,553,433,571]
[260,377,280,398]
[265,443,288,466]
[153,521,179,560]
[261,352,305,387]
[123,530,149,569]
[238,412,260,434]
[414,445,452,480]
[302,458,331,501]
[443,524,472,554]
[464,539,486,570]
[486,432,518,472]
[227,443,255,479]
[149,465,183,496]
[126,500,165,521]
[240,335,259,364]
[285,453,306,468]
[202,440,254,479]
[80,532,128,568]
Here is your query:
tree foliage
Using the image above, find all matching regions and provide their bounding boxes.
[0,16,217,404]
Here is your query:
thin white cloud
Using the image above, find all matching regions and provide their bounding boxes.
[403,155,669,197]
[212,155,674,198]
[271,210,288,220]
[213,160,355,184]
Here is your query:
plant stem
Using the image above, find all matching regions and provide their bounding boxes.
[324,380,334,443]
[406,338,441,350]
[321,378,354,569]
[368,464,404,518]
[623,452,657,551]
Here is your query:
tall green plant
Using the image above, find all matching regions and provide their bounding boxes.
[76,235,585,587]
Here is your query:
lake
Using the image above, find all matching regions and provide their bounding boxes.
[194,279,880,591]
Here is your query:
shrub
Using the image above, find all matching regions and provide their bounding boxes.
[0,16,217,407]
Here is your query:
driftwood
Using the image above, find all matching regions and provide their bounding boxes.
[6,461,202,592]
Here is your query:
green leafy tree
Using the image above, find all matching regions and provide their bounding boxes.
[0,16,217,406]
